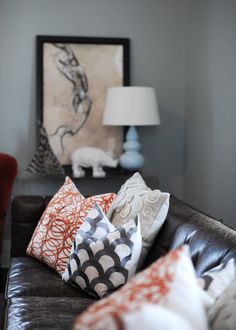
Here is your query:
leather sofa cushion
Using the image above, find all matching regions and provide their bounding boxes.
[6,257,96,300]
[143,197,236,276]
[5,296,94,330]
[169,219,236,276]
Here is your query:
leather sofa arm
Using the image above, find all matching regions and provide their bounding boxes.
[11,196,51,258]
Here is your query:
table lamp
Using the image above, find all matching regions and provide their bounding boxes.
[103,86,160,171]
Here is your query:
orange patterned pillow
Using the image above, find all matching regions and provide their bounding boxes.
[26,177,115,274]
[73,245,207,330]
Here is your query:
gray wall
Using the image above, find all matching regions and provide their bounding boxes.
[1,0,236,235]
[184,0,236,227]
[0,0,187,198]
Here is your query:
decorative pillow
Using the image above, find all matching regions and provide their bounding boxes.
[73,245,208,330]
[208,278,236,330]
[63,203,142,298]
[198,258,235,301]
[122,304,194,330]
[107,172,170,266]
[26,177,115,274]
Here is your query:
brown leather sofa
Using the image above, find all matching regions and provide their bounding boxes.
[3,180,236,329]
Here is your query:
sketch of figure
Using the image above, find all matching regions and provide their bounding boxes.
[49,44,92,156]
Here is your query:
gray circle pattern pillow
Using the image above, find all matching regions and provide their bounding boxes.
[62,203,142,298]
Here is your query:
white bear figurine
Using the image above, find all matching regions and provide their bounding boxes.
[71,147,118,178]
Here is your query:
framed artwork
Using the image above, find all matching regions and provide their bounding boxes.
[36,35,129,170]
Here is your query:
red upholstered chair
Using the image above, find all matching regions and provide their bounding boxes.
[0,153,17,259]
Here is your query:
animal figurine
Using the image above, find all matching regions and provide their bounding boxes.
[71,147,118,178]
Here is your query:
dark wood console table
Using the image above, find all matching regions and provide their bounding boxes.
[13,174,159,197]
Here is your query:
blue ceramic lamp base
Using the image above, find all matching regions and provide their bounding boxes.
[119,126,144,171]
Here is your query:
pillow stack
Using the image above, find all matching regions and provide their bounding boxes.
[26,173,236,329]
[27,172,170,297]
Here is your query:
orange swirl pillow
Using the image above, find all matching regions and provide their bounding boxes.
[26,176,116,274]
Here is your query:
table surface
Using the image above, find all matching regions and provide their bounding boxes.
[14,173,159,196]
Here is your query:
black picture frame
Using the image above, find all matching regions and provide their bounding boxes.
[36,35,130,175]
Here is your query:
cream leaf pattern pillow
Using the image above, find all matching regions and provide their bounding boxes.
[107,172,170,266]
[26,177,115,274]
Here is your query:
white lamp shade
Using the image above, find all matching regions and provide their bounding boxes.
[103,87,160,126]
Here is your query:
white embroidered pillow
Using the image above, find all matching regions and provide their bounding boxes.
[63,203,142,298]
[122,305,194,330]
[108,172,170,266]
[73,245,207,330]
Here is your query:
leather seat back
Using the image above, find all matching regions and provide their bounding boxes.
[143,196,236,275]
